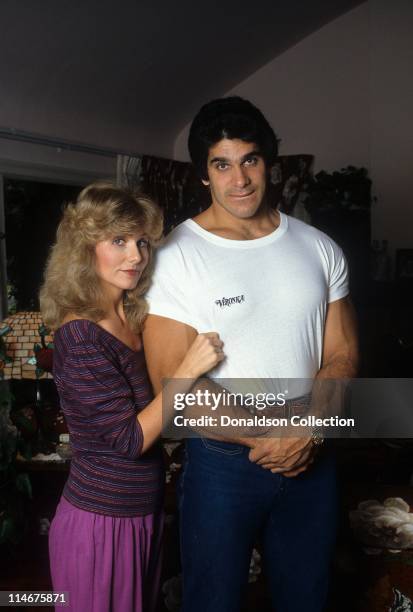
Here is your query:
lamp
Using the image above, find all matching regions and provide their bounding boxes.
[0,311,54,380]
[0,311,66,447]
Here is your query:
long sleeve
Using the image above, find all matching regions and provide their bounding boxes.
[62,340,144,459]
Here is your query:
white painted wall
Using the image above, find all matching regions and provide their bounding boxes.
[174,1,413,257]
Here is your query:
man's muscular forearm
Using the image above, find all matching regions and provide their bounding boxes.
[309,297,359,422]
[247,297,359,476]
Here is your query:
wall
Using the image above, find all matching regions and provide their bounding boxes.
[369,0,413,253]
[174,1,413,258]
[174,4,370,173]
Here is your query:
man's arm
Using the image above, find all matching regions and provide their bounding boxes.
[248,296,359,476]
[143,314,197,395]
[315,295,359,380]
[142,314,265,442]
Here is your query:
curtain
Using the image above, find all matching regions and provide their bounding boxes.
[117,154,209,233]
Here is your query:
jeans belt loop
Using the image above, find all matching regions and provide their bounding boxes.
[285,403,292,420]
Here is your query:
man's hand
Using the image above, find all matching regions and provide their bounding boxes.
[247,436,315,477]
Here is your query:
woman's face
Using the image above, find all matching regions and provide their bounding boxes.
[94,233,150,296]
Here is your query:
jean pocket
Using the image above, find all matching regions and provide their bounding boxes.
[201,437,244,455]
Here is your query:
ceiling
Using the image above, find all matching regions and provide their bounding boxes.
[0,0,363,158]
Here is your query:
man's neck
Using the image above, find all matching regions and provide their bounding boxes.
[192,205,280,241]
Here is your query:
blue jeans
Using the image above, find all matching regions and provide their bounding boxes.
[179,438,338,612]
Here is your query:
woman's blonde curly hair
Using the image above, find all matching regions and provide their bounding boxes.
[39,181,163,332]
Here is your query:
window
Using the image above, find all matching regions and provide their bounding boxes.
[3,179,83,312]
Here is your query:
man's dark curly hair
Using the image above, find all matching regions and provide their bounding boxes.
[188,96,279,180]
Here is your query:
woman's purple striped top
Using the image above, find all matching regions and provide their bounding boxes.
[53,319,164,517]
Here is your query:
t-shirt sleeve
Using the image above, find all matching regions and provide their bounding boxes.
[328,243,350,303]
[146,271,199,330]
[62,342,144,458]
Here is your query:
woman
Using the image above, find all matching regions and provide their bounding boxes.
[40,182,224,612]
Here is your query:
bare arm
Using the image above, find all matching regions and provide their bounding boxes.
[142,314,260,444]
[303,295,359,435]
[315,295,359,380]
[248,296,359,475]
[143,315,198,394]
[137,321,223,454]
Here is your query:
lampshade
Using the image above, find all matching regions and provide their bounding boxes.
[0,311,54,380]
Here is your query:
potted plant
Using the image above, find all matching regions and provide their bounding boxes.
[304,165,372,215]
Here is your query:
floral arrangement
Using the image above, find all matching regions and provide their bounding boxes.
[350,497,413,551]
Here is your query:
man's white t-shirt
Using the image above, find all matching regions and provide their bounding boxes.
[146,213,349,392]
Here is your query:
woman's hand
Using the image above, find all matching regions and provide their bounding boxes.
[137,332,224,454]
[176,332,225,379]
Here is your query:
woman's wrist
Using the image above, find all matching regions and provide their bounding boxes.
[173,361,198,380]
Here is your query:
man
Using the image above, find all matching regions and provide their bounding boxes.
[143,97,358,612]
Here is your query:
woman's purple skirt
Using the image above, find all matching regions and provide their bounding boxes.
[49,496,163,612]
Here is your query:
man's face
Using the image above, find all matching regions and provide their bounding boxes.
[202,138,266,219]
[202,139,267,220]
